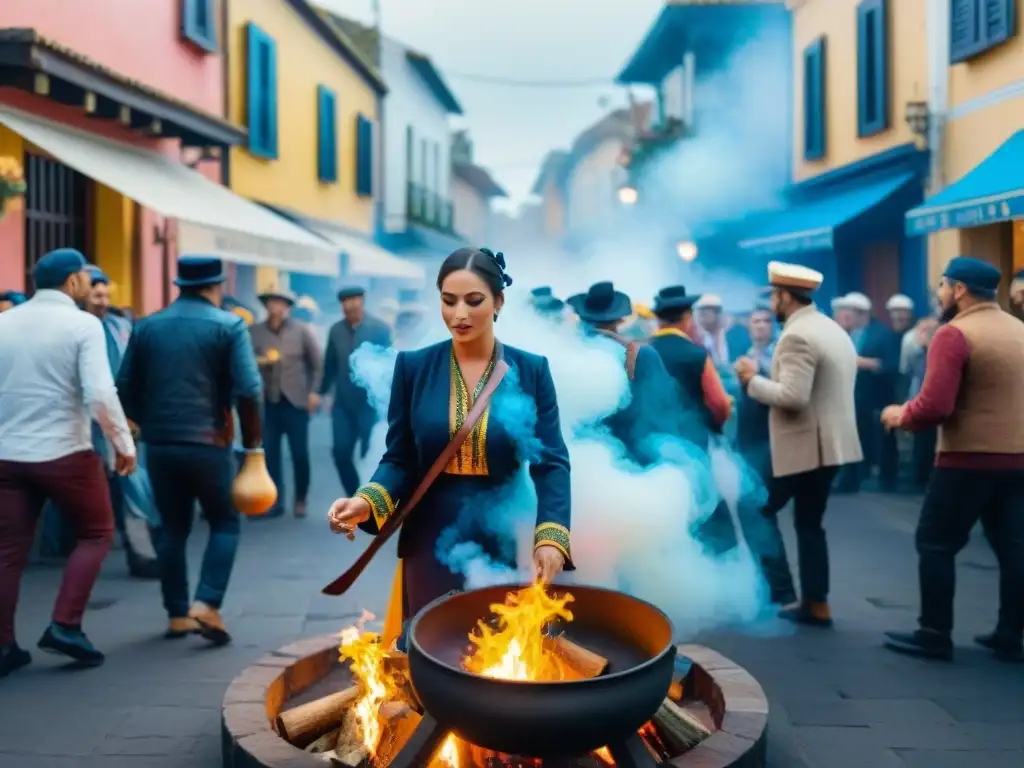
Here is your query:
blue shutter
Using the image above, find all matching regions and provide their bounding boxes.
[857,0,889,137]
[181,0,218,52]
[950,0,980,61]
[951,0,1016,62]
[984,0,1016,47]
[356,115,374,197]
[317,86,338,183]
[246,24,278,159]
[803,38,826,161]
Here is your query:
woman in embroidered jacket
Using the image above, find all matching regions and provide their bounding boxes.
[327,247,573,644]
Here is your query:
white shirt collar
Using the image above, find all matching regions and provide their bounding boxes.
[32,289,76,306]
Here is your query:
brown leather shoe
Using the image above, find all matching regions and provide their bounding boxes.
[188,601,232,646]
[165,617,200,639]
[779,601,833,627]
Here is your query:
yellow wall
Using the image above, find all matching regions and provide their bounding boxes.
[929,0,1024,282]
[227,0,379,233]
[93,184,135,306]
[792,0,928,180]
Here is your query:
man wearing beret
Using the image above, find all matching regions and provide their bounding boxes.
[320,286,392,496]
[881,256,1024,662]
[117,255,263,645]
[0,290,26,313]
[0,248,137,674]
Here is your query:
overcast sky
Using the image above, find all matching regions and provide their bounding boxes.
[316,0,664,208]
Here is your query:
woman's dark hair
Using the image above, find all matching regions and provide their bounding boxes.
[436,246,514,297]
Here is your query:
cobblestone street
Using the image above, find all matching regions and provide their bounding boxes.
[0,420,1021,767]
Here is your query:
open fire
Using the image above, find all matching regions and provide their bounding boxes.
[280,585,712,767]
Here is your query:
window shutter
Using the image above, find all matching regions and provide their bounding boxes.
[356,116,374,197]
[246,24,264,153]
[264,36,279,157]
[857,0,890,136]
[803,37,826,161]
[950,0,980,62]
[317,86,338,183]
[857,7,869,134]
[984,0,1015,45]
[873,1,890,132]
[181,0,218,52]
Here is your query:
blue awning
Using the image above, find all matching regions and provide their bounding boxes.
[905,130,1024,236]
[738,171,916,257]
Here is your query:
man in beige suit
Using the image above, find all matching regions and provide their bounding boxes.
[735,262,861,627]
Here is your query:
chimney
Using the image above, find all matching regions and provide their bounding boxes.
[451,130,473,165]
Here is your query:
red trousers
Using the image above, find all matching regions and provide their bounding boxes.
[0,450,114,645]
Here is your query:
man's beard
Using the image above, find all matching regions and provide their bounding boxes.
[774,311,787,325]
[939,303,959,323]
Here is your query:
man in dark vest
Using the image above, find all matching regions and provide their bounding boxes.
[117,256,263,645]
[882,256,1024,662]
[320,286,392,496]
[647,285,737,555]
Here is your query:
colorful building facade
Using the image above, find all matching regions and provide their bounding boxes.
[529,150,569,242]
[450,130,506,247]
[0,0,334,313]
[905,0,1023,306]
[224,0,420,310]
[736,0,930,311]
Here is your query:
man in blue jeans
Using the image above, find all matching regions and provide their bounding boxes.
[116,256,263,644]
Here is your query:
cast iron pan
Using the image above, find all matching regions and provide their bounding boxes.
[407,584,676,758]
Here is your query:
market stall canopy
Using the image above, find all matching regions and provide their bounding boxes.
[738,171,915,257]
[0,106,338,276]
[302,220,425,283]
[905,130,1024,236]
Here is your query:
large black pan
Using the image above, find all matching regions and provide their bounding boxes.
[407,584,676,758]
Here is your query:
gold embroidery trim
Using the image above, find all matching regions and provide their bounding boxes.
[652,327,692,341]
[534,522,572,563]
[444,346,495,476]
[356,482,396,530]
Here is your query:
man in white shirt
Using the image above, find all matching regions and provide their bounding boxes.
[0,248,136,677]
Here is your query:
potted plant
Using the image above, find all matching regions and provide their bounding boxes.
[0,155,27,219]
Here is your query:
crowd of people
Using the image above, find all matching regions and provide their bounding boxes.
[1,244,1022,681]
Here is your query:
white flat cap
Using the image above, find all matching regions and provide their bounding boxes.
[885,294,914,311]
[831,295,853,310]
[843,292,872,312]
[694,294,722,309]
[767,261,824,293]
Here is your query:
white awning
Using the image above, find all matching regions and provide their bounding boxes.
[0,106,338,277]
[304,221,425,283]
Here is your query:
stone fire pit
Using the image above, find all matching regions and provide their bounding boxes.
[221,636,767,768]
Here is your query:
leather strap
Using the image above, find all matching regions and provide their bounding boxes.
[322,348,509,596]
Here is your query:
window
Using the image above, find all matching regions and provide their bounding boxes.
[803,37,827,161]
[857,0,889,137]
[181,0,218,52]
[317,86,338,183]
[405,125,414,183]
[246,24,278,159]
[356,115,375,197]
[950,0,1017,62]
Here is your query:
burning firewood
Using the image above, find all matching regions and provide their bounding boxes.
[276,686,360,747]
[329,699,421,767]
[305,727,341,755]
[542,635,609,680]
[652,697,713,753]
[331,708,369,767]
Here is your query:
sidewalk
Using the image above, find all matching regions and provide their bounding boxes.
[0,430,1020,766]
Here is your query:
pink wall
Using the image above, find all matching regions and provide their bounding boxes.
[0,88,186,310]
[3,0,224,117]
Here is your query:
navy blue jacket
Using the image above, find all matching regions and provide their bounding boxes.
[117,295,262,446]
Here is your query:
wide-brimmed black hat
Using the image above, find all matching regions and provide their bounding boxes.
[174,255,225,287]
[531,286,553,299]
[567,281,632,324]
[337,286,366,301]
[258,289,296,306]
[535,295,565,318]
[652,285,700,316]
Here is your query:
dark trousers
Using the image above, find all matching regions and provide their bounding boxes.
[332,405,375,496]
[878,427,899,490]
[0,451,114,645]
[912,428,937,488]
[762,465,840,603]
[916,467,1024,638]
[264,398,311,510]
[147,443,239,619]
[737,445,797,603]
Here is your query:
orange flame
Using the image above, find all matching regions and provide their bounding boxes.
[338,622,401,757]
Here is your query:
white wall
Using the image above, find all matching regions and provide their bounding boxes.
[926,0,949,191]
[565,137,627,237]
[451,176,491,246]
[379,35,453,234]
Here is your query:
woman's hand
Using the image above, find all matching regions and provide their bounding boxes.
[327,497,371,540]
[533,545,566,585]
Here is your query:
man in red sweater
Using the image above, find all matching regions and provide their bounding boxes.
[881,256,1024,662]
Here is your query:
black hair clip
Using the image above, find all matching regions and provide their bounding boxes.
[480,247,513,287]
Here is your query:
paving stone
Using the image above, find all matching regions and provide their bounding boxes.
[935,696,1024,724]
[896,750,1024,768]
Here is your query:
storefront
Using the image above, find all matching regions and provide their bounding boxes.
[738,144,930,314]
[905,130,1024,308]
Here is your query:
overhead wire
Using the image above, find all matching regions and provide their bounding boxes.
[444,71,614,88]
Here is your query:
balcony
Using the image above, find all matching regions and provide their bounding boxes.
[407,181,454,234]
[626,117,689,177]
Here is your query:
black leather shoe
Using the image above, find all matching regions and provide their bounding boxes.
[0,644,31,678]
[884,629,953,660]
[974,632,1023,662]
[37,624,104,667]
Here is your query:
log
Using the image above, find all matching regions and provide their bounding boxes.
[276,686,360,747]
[543,635,609,679]
[652,698,713,754]
[332,709,369,767]
[305,727,341,754]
